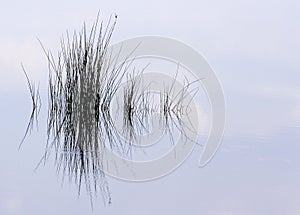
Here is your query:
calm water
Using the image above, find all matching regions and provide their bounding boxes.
[1,1,300,214]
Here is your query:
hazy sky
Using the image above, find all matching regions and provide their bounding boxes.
[0,0,300,214]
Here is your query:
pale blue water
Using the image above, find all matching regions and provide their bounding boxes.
[0,0,299,214]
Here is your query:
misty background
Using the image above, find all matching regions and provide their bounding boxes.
[0,0,299,214]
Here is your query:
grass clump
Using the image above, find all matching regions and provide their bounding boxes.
[22,14,201,207]
[39,14,127,206]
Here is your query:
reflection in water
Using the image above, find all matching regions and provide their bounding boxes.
[22,16,200,206]
[122,71,152,145]
[19,65,41,149]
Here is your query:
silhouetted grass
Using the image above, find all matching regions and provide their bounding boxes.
[160,68,201,145]
[23,14,202,207]
[122,68,152,146]
[39,15,126,206]
[19,64,41,149]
